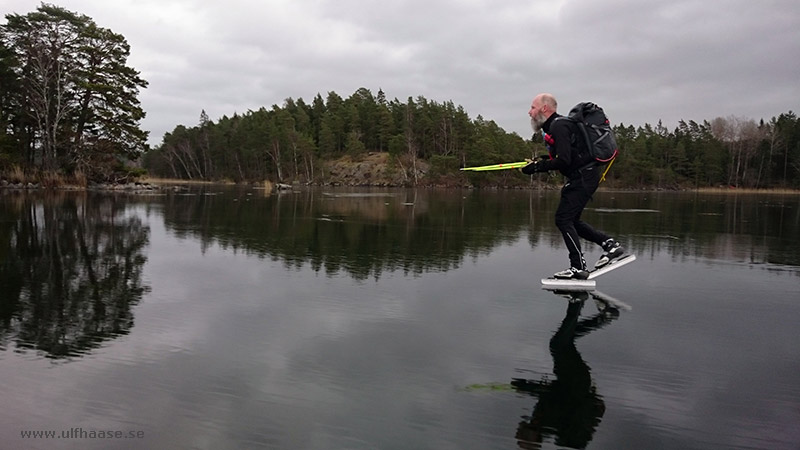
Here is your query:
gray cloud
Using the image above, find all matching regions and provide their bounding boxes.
[3,0,798,144]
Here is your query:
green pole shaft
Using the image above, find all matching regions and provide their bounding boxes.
[459,161,528,171]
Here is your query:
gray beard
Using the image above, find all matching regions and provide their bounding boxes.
[530,114,545,133]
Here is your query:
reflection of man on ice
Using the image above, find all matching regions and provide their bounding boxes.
[513,291,620,449]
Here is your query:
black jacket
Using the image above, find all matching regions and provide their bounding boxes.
[528,114,593,177]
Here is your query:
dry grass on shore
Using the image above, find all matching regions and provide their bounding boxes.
[4,166,798,194]
[1,166,88,188]
[692,187,800,195]
[140,176,273,191]
[138,176,234,185]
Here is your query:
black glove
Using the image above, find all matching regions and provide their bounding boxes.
[521,160,541,175]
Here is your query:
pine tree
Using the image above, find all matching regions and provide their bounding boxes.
[1,3,147,179]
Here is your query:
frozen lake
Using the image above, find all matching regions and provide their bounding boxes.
[1,187,798,449]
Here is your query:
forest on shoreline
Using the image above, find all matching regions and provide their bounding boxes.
[2,4,799,191]
[141,89,800,190]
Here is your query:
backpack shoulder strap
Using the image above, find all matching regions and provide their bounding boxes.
[557,115,593,157]
[552,116,573,124]
[550,116,578,144]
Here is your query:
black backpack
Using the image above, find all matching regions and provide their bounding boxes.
[559,102,618,163]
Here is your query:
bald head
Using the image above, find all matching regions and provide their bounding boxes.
[534,93,557,112]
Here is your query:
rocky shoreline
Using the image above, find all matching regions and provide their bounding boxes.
[1,179,162,192]
[5,150,795,193]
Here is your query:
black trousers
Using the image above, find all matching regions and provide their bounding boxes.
[554,165,610,270]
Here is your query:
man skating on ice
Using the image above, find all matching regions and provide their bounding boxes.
[522,93,624,279]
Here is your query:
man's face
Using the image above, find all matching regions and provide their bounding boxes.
[529,101,546,133]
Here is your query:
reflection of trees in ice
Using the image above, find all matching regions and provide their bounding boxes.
[161,189,537,281]
[0,194,150,359]
[159,189,800,284]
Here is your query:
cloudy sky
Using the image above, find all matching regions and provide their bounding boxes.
[3,0,799,145]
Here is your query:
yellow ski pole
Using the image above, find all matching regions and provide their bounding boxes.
[460,161,529,171]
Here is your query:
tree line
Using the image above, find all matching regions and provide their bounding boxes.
[142,89,531,185]
[611,114,800,189]
[144,89,800,189]
[0,3,148,182]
